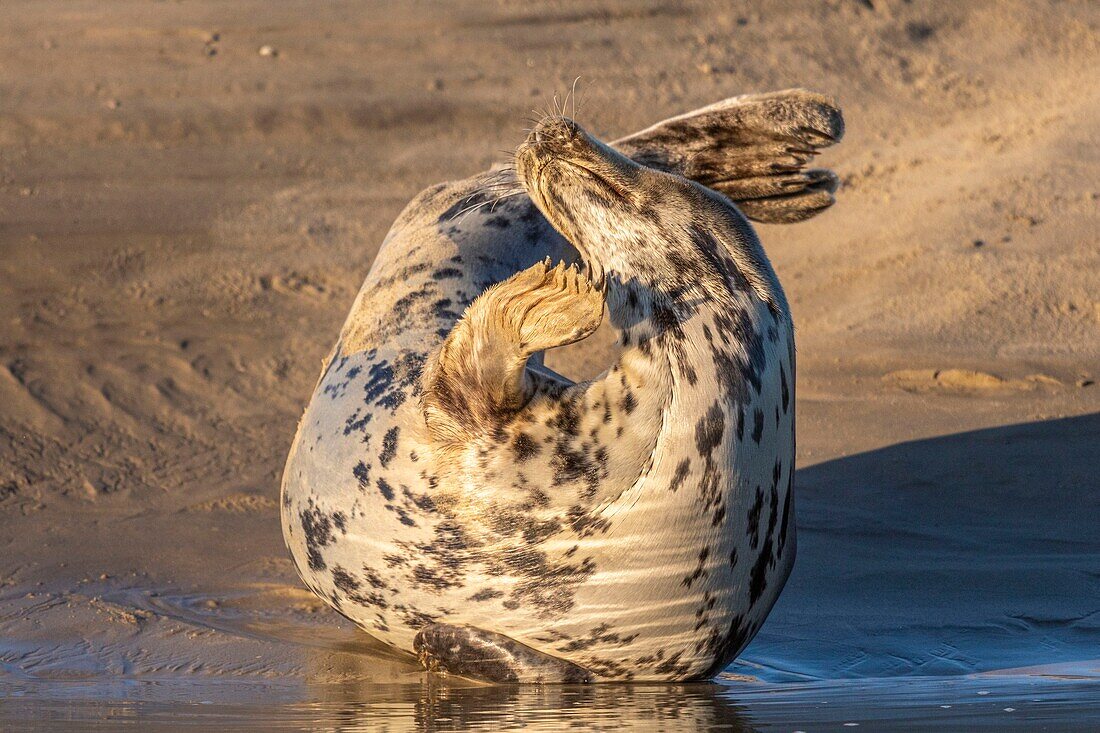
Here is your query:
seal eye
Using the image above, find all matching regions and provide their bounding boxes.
[562,159,631,203]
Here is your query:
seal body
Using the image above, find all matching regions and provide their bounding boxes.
[281,90,843,681]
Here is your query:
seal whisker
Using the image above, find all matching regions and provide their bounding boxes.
[451,189,525,221]
[487,190,525,213]
[566,75,581,120]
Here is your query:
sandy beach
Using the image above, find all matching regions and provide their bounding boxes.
[1,0,1098,729]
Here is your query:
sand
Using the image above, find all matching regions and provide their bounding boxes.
[1,0,1098,729]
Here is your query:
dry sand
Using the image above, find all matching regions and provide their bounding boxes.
[1,0,1098,728]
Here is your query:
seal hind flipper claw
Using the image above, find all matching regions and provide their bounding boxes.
[612,88,844,223]
[415,624,593,684]
[421,259,604,444]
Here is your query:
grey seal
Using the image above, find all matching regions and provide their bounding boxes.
[281,89,844,682]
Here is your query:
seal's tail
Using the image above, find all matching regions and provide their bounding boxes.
[613,88,844,224]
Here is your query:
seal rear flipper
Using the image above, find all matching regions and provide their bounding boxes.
[727,168,840,224]
[421,259,604,444]
[415,624,593,684]
[612,88,844,223]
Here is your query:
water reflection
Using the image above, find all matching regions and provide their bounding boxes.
[309,679,753,732]
[304,650,753,732]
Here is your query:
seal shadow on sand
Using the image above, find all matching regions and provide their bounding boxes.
[734,410,1100,682]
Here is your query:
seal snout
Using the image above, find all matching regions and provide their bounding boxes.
[515,116,590,200]
[516,116,635,200]
[527,116,579,148]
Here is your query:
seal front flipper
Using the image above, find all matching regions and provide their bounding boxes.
[415,624,593,683]
[421,258,604,444]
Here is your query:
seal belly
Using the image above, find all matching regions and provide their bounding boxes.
[460,298,796,680]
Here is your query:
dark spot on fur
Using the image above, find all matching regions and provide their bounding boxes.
[353,461,371,490]
[747,486,764,549]
[650,301,683,339]
[698,614,753,679]
[299,500,336,571]
[778,470,793,555]
[332,565,360,594]
[780,365,790,413]
[557,622,638,653]
[669,458,690,492]
[379,427,399,467]
[620,389,637,414]
[749,535,773,604]
[653,649,692,679]
[343,410,372,437]
[376,477,395,501]
[468,588,504,602]
[403,485,437,513]
[711,503,726,526]
[412,564,458,592]
[522,517,563,544]
[751,408,764,444]
[548,396,581,437]
[552,441,604,498]
[567,505,611,537]
[387,504,417,527]
[694,404,725,455]
[383,553,407,568]
[363,361,395,404]
[512,432,541,462]
[681,546,710,589]
[432,298,461,321]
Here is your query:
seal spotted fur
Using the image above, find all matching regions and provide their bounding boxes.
[281,89,844,682]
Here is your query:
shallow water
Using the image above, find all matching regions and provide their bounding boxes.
[4,580,1097,731]
[4,672,1100,731]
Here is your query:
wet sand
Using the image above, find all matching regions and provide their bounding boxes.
[1,0,1098,729]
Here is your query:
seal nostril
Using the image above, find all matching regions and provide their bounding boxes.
[531,117,580,146]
